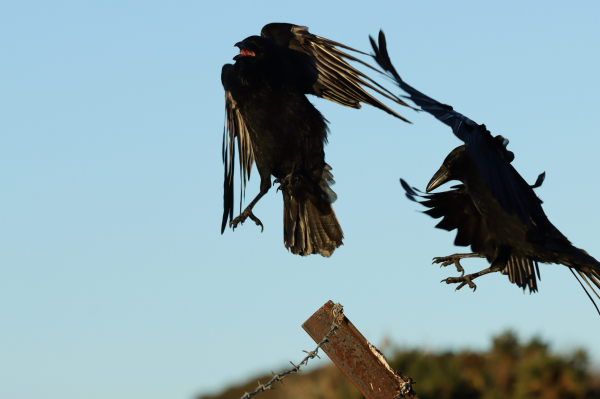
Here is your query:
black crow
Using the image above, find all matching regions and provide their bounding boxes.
[371,32,600,311]
[221,23,411,257]
[401,154,545,294]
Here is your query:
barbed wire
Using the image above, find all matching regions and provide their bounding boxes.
[397,374,417,399]
[238,303,344,399]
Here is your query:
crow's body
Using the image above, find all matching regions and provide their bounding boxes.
[372,32,600,311]
[221,24,410,256]
[223,64,327,181]
[402,167,545,293]
[222,46,337,256]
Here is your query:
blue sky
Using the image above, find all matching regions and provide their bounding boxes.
[1,1,600,399]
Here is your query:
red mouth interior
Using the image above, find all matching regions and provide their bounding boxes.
[240,48,255,57]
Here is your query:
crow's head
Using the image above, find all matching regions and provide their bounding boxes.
[426,145,470,192]
[233,36,276,61]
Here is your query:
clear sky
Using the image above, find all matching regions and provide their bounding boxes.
[1,1,600,399]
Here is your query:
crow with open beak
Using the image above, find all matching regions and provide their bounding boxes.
[372,31,600,314]
[221,23,411,257]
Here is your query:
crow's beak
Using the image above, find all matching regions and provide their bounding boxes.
[234,41,251,50]
[233,42,255,60]
[426,165,451,193]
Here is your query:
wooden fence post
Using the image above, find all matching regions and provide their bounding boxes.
[302,301,418,399]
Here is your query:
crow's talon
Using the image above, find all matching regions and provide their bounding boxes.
[247,212,264,232]
[273,176,294,196]
[230,209,263,232]
[441,275,476,292]
[433,256,466,276]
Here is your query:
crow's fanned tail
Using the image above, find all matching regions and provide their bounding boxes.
[283,192,343,257]
[282,165,343,257]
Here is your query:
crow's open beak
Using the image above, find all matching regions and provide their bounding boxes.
[426,165,451,193]
[233,42,255,60]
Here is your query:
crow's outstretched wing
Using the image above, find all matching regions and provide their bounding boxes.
[402,180,488,252]
[262,23,414,122]
[401,179,541,292]
[221,84,254,234]
[373,32,548,237]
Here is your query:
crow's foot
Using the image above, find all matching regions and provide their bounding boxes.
[273,170,301,196]
[432,255,465,276]
[273,177,290,195]
[230,209,263,232]
[441,274,476,292]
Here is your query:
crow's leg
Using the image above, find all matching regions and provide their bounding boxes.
[230,174,271,232]
[432,253,485,276]
[441,246,511,292]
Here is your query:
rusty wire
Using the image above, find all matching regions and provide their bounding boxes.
[238,303,344,399]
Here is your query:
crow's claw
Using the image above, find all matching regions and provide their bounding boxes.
[432,256,465,276]
[230,209,264,232]
[273,176,294,196]
[441,275,476,292]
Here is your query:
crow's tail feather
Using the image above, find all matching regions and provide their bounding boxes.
[570,268,600,316]
[282,191,343,257]
[282,166,343,257]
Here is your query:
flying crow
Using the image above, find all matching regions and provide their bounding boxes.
[372,31,600,312]
[401,153,545,294]
[221,23,411,257]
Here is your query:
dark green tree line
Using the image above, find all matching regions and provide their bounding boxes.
[200,331,600,399]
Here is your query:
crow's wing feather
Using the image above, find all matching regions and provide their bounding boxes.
[405,181,488,253]
[221,89,254,234]
[261,23,414,122]
[375,33,546,236]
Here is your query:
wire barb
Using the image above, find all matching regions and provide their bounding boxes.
[237,303,344,399]
[395,371,418,399]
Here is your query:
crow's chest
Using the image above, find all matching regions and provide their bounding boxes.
[236,89,327,171]
[465,179,528,247]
